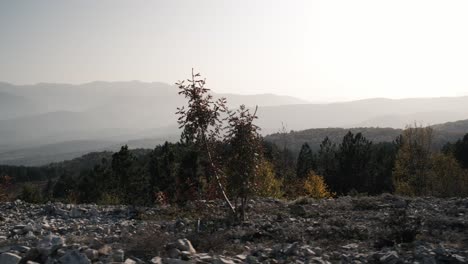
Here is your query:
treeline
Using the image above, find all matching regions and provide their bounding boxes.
[265,125,468,155]
[3,127,467,206]
[1,70,468,207]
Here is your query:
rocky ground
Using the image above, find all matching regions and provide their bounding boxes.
[0,194,467,264]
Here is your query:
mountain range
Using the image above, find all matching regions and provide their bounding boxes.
[0,81,467,165]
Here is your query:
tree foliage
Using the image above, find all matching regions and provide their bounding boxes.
[254,159,283,198]
[296,143,316,179]
[303,171,334,199]
[225,105,262,219]
[393,125,434,196]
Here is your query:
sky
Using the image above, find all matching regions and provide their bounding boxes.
[0,0,467,102]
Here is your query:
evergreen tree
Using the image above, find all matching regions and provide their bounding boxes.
[317,137,338,191]
[337,132,372,194]
[111,145,135,203]
[296,143,316,179]
[149,142,176,202]
[368,142,398,194]
[453,133,468,169]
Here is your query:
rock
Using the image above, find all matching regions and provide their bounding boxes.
[341,243,359,250]
[380,251,399,264]
[174,239,196,254]
[150,256,163,264]
[37,235,65,256]
[289,204,307,217]
[309,257,329,264]
[98,244,112,256]
[58,250,91,264]
[70,207,82,218]
[0,252,21,264]
[124,258,137,264]
[164,259,191,264]
[179,251,192,260]
[213,257,236,264]
[112,249,125,262]
[23,248,41,263]
[9,245,30,253]
[451,254,466,263]
[84,249,99,261]
[284,242,299,255]
[167,248,181,259]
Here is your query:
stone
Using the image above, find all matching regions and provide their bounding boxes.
[380,251,399,264]
[309,257,329,264]
[164,259,191,264]
[112,249,125,262]
[150,256,163,264]
[58,250,90,264]
[70,207,82,218]
[213,257,236,264]
[168,248,181,259]
[98,244,112,256]
[284,242,299,255]
[0,253,21,264]
[84,249,99,261]
[37,235,65,256]
[235,254,247,261]
[124,258,137,264]
[9,245,30,253]
[174,239,196,254]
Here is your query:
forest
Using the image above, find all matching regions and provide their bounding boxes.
[1,72,468,215]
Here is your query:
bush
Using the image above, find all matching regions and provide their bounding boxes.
[254,159,283,198]
[19,184,43,203]
[98,192,122,205]
[303,171,334,199]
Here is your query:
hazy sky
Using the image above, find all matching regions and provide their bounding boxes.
[1,0,467,102]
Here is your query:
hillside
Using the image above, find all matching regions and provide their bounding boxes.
[264,119,468,154]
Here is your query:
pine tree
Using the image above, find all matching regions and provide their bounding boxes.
[317,137,338,191]
[296,143,316,179]
[337,132,372,194]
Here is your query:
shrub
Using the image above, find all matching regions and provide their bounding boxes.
[254,159,283,198]
[98,192,122,205]
[19,184,43,203]
[303,171,334,199]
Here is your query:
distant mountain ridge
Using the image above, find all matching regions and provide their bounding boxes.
[1,81,468,165]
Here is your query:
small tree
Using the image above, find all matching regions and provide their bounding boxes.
[225,105,262,219]
[254,159,283,198]
[429,153,468,197]
[393,124,433,196]
[303,171,334,199]
[176,69,235,213]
